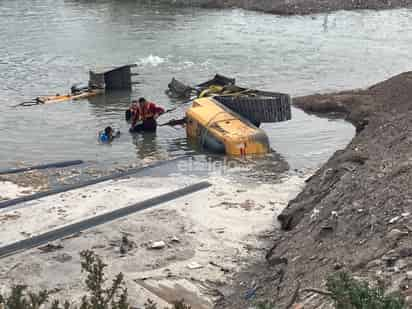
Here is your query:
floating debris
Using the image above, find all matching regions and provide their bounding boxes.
[149,241,166,249]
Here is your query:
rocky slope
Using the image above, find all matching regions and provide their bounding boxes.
[171,0,412,15]
[217,72,412,308]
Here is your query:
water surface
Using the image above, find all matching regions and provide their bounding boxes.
[5,1,410,170]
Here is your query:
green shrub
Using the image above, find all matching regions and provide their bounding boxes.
[255,302,276,309]
[326,272,406,309]
[0,250,190,309]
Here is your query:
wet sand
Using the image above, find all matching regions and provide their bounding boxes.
[0,161,307,308]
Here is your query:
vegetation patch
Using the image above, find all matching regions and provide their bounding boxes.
[0,250,190,309]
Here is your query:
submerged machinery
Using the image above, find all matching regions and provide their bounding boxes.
[167,74,292,156]
[21,65,138,106]
[186,97,270,156]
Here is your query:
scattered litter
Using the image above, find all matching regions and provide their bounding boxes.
[62,232,82,240]
[239,199,255,211]
[319,225,334,237]
[310,208,320,221]
[389,216,400,224]
[120,235,136,254]
[187,262,203,269]
[166,255,177,261]
[0,213,21,222]
[244,286,259,300]
[267,256,288,266]
[53,253,72,263]
[291,256,300,262]
[92,244,106,249]
[209,261,230,273]
[38,243,63,253]
[149,241,166,249]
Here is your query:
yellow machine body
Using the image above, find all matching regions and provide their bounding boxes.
[186,97,270,156]
[37,90,102,104]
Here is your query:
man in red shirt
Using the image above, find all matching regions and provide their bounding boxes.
[129,97,165,133]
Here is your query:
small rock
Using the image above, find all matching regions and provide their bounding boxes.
[388,229,404,239]
[399,278,410,291]
[382,256,397,268]
[171,236,180,243]
[267,256,288,266]
[149,241,166,249]
[368,259,382,268]
[333,262,343,270]
[400,248,412,258]
[407,271,412,280]
[397,259,408,270]
[393,266,400,273]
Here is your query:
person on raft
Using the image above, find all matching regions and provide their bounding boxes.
[99,126,120,143]
[129,97,165,133]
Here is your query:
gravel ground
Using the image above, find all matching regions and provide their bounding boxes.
[217,72,412,308]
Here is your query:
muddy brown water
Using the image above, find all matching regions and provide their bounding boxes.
[8,1,412,172]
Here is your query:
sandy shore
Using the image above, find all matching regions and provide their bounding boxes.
[0,161,308,308]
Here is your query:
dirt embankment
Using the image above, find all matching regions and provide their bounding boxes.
[200,0,412,15]
[218,72,412,308]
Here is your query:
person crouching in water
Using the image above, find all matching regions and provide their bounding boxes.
[99,126,120,143]
[129,97,165,133]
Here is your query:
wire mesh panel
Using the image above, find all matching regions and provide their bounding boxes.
[214,93,291,124]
